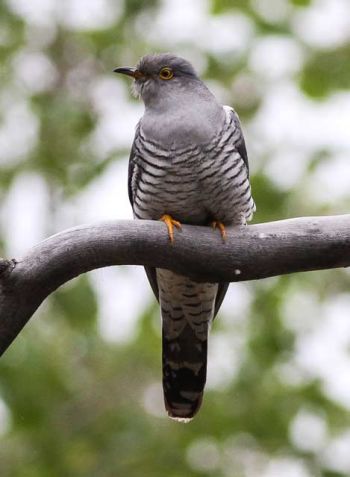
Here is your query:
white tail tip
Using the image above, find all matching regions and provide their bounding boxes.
[168,415,193,423]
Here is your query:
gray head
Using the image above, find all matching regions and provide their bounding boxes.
[114,53,225,145]
[114,53,202,108]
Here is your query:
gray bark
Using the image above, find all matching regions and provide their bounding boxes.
[1,215,350,355]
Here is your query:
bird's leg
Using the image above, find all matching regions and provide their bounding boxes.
[211,220,227,242]
[160,214,182,243]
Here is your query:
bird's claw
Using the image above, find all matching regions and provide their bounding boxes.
[160,214,182,243]
[211,220,226,242]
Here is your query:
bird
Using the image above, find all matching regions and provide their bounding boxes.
[114,53,255,422]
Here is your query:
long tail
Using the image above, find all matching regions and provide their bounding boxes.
[157,269,218,422]
[162,324,208,421]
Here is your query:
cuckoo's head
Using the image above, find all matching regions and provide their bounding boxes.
[114,53,199,107]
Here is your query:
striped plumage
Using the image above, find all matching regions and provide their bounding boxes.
[115,53,255,421]
[130,106,254,224]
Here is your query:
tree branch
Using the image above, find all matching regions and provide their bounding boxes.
[1,215,350,356]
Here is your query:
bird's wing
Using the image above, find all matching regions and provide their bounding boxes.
[211,106,253,318]
[128,124,161,300]
[213,282,229,318]
[144,266,161,303]
[127,123,140,206]
[223,105,250,175]
[127,152,136,205]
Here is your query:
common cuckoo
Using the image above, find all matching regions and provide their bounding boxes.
[114,53,255,422]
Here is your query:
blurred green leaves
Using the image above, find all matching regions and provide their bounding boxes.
[1,0,350,476]
[290,0,312,6]
[300,44,350,98]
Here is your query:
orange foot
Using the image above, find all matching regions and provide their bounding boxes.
[160,214,182,243]
[211,220,227,242]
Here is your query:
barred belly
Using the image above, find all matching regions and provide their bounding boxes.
[131,131,207,223]
[131,107,255,226]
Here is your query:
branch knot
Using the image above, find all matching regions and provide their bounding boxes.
[0,259,17,278]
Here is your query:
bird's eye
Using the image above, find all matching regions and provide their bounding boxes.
[159,67,174,80]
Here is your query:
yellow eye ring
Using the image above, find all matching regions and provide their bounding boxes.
[159,67,174,80]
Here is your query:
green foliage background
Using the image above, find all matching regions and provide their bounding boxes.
[1,0,350,476]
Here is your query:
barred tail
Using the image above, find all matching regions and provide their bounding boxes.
[162,323,208,422]
[156,269,219,422]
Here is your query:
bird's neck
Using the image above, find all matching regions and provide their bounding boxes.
[141,87,225,147]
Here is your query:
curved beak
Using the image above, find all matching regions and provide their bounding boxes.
[113,67,144,79]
